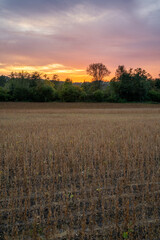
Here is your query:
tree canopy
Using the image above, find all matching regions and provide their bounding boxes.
[0,65,160,102]
[86,63,110,81]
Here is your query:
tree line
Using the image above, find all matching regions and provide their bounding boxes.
[0,63,160,102]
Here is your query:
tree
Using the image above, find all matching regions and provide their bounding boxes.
[155,77,160,89]
[0,87,10,101]
[13,87,31,101]
[86,63,110,81]
[115,65,127,79]
[51,74,60,89]
[131,68,152,101]
[64,78,72,86]
[5,72,30,97]
[34,84,57,102]
[92,90,104,102]
[81,81,91,91]
[0,75,8,87]
[148,89,160,102]
[52,74,59,81]
[111,66,152,101]
[59,83,82,102]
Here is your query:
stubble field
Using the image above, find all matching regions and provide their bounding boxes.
[0,103,160,240]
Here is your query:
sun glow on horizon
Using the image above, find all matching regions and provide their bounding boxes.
[0,63,91,82]
[0,62,159,82]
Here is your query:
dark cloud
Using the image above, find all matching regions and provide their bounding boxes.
[1,0,136,14]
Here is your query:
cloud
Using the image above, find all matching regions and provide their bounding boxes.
[1,0,136,15]
[0,0,160,79]
[0,62,84,77]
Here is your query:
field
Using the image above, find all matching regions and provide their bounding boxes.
[0,102,160,240]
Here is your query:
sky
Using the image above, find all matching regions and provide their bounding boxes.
[0,0,160,81]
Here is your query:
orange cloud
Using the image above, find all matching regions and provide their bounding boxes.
[0,63,90,82]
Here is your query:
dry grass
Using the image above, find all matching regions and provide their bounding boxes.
[0,103,160,239]
[0,102,160,110]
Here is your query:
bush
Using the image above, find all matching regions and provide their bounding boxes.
[92,90,104,102]
[79,91,88,102]
[0,75,8,87]
[148,90,160,102]
[103,87,121,102]
[13,87,31,101]
[59,85,82,102]
[35,85,57,102]
[0,87,10,101]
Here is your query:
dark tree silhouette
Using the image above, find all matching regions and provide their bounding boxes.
[115,65,127,79]
[86,63,110,81]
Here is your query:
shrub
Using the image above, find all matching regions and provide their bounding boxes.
[13,87,31,101]
[35,85,57,102]
[92,90,104,102]
[148,89,160,102]
[0,87,10,101]
[59,85,82,102]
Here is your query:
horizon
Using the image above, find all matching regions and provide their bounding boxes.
[0,0,160,82]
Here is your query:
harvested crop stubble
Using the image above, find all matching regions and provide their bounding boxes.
[0,103,160,240]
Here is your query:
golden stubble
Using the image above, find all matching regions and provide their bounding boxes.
[0,103,160,239]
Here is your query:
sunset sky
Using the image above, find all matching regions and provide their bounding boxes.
[0,0,160,82]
